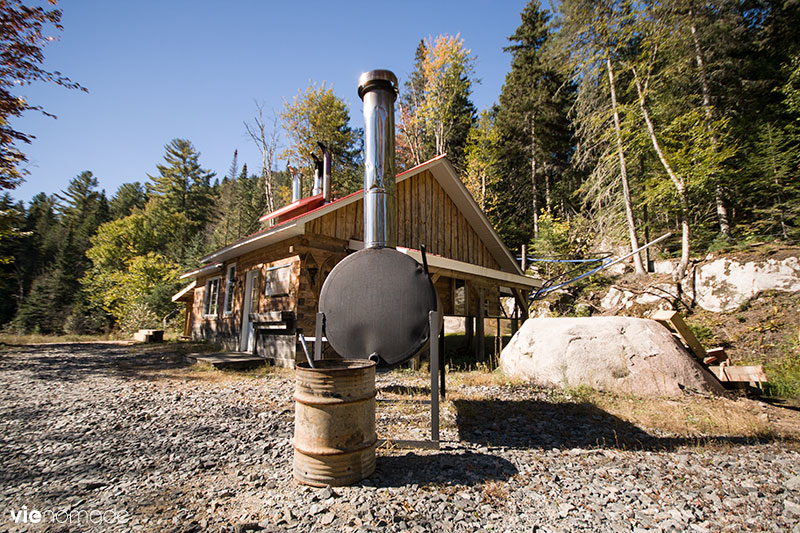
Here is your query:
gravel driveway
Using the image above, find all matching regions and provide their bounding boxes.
[1,342,799,532]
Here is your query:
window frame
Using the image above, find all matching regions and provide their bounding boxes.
[203,276,222,317]
[222,264,236,316]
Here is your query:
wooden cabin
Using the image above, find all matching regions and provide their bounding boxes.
[174,155,541,366]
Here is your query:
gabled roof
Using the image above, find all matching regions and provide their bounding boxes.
[191,156,523,276]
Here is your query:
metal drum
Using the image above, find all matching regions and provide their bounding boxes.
[293,359,377,486]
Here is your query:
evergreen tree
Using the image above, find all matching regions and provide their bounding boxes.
[56,171,109,269]
[0,194,24,323]
[494,0,575,249]
[147,139,216,264]
[147,139,216,227]
[109,182,147,220]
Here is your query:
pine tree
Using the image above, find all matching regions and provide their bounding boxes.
[147,139,216,227]
[493,1,575,250]
[147,139,216,263]
[109,182,146,220]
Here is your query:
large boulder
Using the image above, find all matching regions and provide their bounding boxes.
[500,317,725,397]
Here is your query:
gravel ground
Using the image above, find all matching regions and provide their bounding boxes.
[1,342,799,532]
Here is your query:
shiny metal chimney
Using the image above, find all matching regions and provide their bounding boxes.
[318,142,332,203]
[358,69,398,249]
[289,164,301,203]
[311,155,323,196]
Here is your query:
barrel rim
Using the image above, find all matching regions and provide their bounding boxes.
[296,359,377,372]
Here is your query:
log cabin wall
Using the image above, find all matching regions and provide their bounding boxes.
[191,237,305,355]
[305,169,500,270]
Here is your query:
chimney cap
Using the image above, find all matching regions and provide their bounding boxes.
[358,69,398,100]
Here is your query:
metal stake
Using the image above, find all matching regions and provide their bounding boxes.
[429,309,439,443]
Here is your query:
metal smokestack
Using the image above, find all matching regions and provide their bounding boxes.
[358,69,398,249]
[289,164,301,203]
[311,154,322,196]
[318,142,332,203]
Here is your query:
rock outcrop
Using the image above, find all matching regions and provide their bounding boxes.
[598,251,800,313]
[500,317,725,397]
[692,255,800,312]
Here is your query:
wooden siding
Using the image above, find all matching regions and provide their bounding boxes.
[305,169,500,269]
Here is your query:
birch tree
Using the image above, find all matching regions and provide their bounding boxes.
[396,34,477,173]
[244,102,280,213]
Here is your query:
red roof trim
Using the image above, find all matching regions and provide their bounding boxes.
[259,193,325,222]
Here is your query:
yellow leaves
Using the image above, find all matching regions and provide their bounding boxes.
[280,80,357,180]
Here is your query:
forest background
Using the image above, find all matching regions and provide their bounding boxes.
[0,0,798,335]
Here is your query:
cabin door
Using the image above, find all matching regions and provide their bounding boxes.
[240,270,258,352]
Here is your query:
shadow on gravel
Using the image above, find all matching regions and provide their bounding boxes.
[454,399,789,451]
[379,384,431,397]
[373,450,517,487]
[0,343,196,382]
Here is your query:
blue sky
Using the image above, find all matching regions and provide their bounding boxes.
[12,0,531,203]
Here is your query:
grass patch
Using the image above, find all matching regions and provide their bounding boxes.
[591,392,777,438]
[443,333,511,371]
[0,332,118,345]
[763,336,800,399]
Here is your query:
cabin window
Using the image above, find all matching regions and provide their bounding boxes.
[203,277,221,317]
[223,265,236,315]
[264,263,292,297]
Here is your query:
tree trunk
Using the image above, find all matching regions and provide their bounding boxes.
[690,9,730,237]
[530,112,539,239]
[633,68,690,279]
[545,171,552,215]
[607,57,646,275]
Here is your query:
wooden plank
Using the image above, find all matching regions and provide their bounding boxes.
[412,173,420,249]
[436,178,444,255]
[340,203,350,241]
[651,310,707,359]
[419,172,431,251]
[403,180,414,247]
[348,202,358,240]
[444,193,451,258]
[432,174,439,253]
[354,201,362,241]
[397,180,406,247]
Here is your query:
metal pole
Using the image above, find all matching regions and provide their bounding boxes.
[439,328,445,400]
[429,310,439,443]
[314,312,324,361]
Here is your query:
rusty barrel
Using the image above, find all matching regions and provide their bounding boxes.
[293,359,377,486]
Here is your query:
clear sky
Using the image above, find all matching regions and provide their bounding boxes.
[12,0,530,203]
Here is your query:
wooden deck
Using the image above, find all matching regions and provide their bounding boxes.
[185,352,268,370]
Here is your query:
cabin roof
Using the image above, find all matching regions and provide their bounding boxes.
[189,155,523,276]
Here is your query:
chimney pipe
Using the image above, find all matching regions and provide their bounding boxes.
[289,164,301,203]
[311,154,322,196]
[358,69,398,249]
[318,142,332,203]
